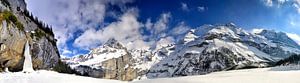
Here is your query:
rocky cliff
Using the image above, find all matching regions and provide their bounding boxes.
[0,0,60,72]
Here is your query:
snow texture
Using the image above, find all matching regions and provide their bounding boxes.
[133,65,300,83]
[1,66,300,83]
[0,70,123,83]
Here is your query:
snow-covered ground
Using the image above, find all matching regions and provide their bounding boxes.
[1,65,300,83]
[0,70,123,83]
[133,65,300,83]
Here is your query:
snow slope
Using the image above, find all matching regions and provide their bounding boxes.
[0,70,123,83]
[134,65,300,83]
[65,38,129,69]
[0,66,300,83]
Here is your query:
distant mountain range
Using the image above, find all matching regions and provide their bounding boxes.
[63,23,300,81]
[1,0,300,82]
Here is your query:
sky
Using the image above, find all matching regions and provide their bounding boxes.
[25,0,300,57]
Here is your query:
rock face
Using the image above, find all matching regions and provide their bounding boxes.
[0,20,26,72]
[66,24,300,80]
[101,54,137,80]
[0,0,60,72]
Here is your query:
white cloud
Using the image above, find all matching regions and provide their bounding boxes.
[139,13,175,50]
[27,0,175,54]
[262,0,300,13]
[26,0,185,56]
[264,0,273,7]
[251,28,264,34]
[145,18,153,30]
[142,12,172,47]
[171,22,191,35]
[62,49,72,55]
[278,0,288,4]
[293,0,300,13]
[286,33,300,45]
[27,0,107,44]
[295,0,300,4]
[144,12,171,39]
[153,13,171,35]
[262,0,289,7]
[73,28,101,49]
[181,3,189,11]
[60,48,72,58]
[197,6,205,12]
[74,9,149,50]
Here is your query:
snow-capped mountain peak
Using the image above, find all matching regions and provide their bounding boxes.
[66,38,128,69]
[182,29,198,44]
[102,38,126,49]
[194,23,248,39]
[258,30,300,49]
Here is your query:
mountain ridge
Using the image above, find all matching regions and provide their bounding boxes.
[64,23,300,81]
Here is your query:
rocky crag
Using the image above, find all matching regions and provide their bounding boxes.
[0,0,60,72]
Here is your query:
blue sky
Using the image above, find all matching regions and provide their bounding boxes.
[25,0,300,57]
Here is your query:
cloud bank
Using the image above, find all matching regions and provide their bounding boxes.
[26,0,134,56]
[26,0,179,57]
[74,9,149,50]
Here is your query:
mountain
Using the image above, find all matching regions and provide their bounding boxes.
[65,38,151,81]
[257,30,300,58]
[0,0,60,72]
[65,23,300,81]
[147,23,300,78]
[147,23,273,78]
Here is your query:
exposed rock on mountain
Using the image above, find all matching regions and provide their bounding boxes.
[0,0,60,72]
[276,54,300,66]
